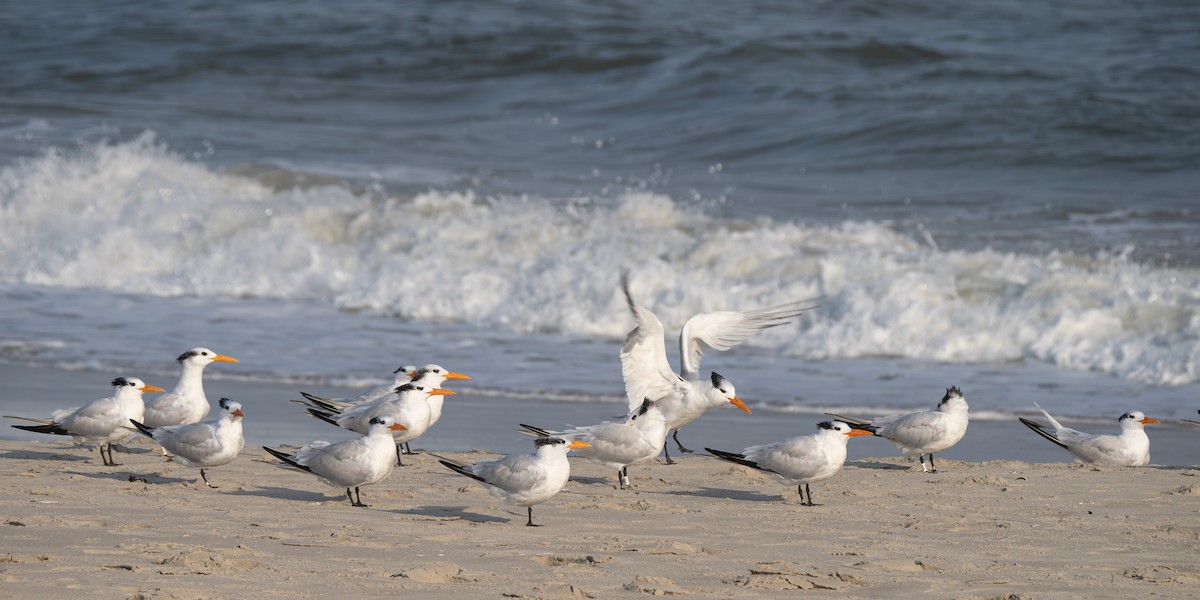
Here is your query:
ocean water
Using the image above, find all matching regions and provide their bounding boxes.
[1,1,1198,446]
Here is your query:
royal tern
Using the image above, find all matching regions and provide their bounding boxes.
[292,364,469,452]
[439,437,590,526]
[1018,404,1159,466]
[142,348,239,430]
[129,397,246,487]
[263,415,407,507]
[391,364,471,455]
[304,382,454,466]
[408,365,471,428]
[7,377,164,466]
[826,387,970,473]
[706,420,872,505]
[521,398,668,488]
[619,271,813,462]
[297,364,417,409]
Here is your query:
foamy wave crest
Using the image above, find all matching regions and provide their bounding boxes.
[2,135,1197,384]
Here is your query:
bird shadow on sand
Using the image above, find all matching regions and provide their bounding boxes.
[387,505,511,524]
[567,475,619,486]
[109,444,157,455]
[649,486,781,503]
[66,470,193,485]
[0,449,91,462]
[222,486,336,503]
[845,460,912,471]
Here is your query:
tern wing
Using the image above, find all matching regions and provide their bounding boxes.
[620,272,686,412]
[678,299,813,380]
[471,454,544,493]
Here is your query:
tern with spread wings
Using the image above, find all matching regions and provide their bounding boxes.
[619,270,814,463]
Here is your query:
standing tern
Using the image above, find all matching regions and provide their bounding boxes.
[706,420,872,505]
[129,397,246,488]
[1018,404,1159,466]
[293,364,469,459]
[439,437,590,526]
[520,398,668,488]
[297,364,417,409]
[142,348,239,430]
[826,386,970,473]
[408,365,472,429]
[263,415,407,507]
[7,377,164,466]
[303,382,454,466]
[619,270,814,463]
[398,364,471,454]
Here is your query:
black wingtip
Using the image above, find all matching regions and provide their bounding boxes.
[299,391,328,404]
[705,447,763,472]
[439,459,487,484]
[306,409,340,427]
[519,423,552,437]
[262,446,312,472]
[1018,417,1069,450]
[620,268,638,311]
[129,419,156,439]
[11,423,69,436]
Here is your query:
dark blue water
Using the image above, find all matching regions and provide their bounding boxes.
[3,0,1198,261]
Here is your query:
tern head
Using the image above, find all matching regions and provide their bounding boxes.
[1119,410,1158,427]
[710,372,750,414]
[219,397,246,418]
[393,364,418,377]
[937,386,968,412]
[394,382,456,397]
[112,377,165,395]
[534,436,590,452]
[819,420,873,439]
[177,347,239,367]
[629,398,654,420]
[368,415,407,432]
[410,364,472,386]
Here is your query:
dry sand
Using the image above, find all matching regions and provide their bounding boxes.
[1,437,1197,599]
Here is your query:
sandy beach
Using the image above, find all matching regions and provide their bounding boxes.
[2,430,1198,598]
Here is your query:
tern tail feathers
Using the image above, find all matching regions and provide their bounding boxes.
[11,422,69,436]
[1018,417,1069,450]
[262,446,313,472]
[706,448,764,472]
[439,459,487,484]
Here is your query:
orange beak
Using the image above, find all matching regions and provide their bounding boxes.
[729,396,751,414]
[1140,416,1159,425]
[389,423,408,431]
[232,408,245,417]
[140,384,166,393]
[444,372,472,380]
[212,354,239,363]
[846,429,874,437]
[429,388,456,396]
[568,441,590,449]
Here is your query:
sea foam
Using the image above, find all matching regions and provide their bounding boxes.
[1,135,1196,384]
